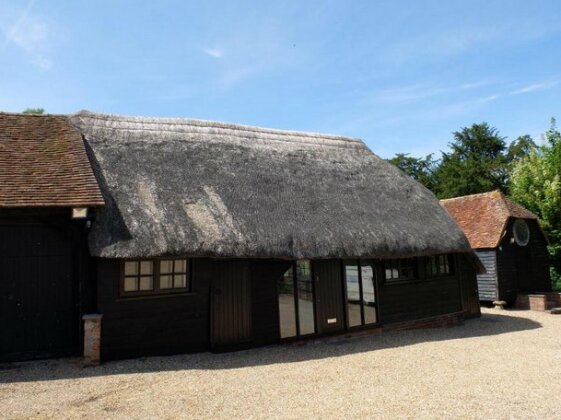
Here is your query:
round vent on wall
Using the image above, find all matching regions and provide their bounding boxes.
[513,219,530,246]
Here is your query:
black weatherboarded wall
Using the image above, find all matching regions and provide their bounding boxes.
[496,219,551,303]
[0,209,92,363]
[96,255,477,361]
[96,259,211,360]
[376,256,467,324]
[97,258,292,360]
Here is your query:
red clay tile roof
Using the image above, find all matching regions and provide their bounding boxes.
[440,190,537,249]
[0,113,104,207]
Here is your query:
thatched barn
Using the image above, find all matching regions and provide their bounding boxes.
[1,110,481,363]
[441,190,551,305]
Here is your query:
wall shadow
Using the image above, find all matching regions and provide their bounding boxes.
[0,311,541,384]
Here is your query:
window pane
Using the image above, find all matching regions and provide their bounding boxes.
[174,259,187,273]
[160,260,173,274]
[174,274,187,288]
[140,261,153,275]
[278,266,297,338]
[124,277,138,292]
[431,257,438,276]
[296,260,315,335]
[139,276,153,291]
[361,263,377,324]
[160,275,173,289]
[444,256,451,273]
[345,262,362,327]
[124,261,138,276]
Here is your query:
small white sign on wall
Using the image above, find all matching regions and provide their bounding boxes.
[327,318,337,324]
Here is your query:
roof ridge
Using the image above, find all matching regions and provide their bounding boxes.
[440,189,502,202]
[0,111,67,117]
[499,194,539,219]
[72,110,363,144]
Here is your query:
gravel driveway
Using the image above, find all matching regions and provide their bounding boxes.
[1,308,560,419]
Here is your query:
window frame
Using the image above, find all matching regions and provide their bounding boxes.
[383,258,418,283]
[277,259,317,340]
[513,219,530,246]
[120,258,191,297]
[425,254,454,278]
[343,259,379,329]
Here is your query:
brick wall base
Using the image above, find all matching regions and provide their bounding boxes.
[82,314,102,366]
[516,293,561,311]
[546,293,561,309]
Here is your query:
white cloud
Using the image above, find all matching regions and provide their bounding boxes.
[1,0,52,70]
[459,81,492,90]
[9,21,47,52]
[204,48,223,58]
[478,94,499,103]
[33,55,52,70]
[371,80,490,104]
[1,0,36,52]
[509,81,559,95]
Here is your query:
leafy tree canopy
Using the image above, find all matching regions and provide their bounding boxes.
[387,153,437,192]
[433,123,508,198]
[507,134,537,162]
[510,118,561,288]
[22,108,45,115]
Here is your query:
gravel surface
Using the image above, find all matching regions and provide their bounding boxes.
[1,308,560,419]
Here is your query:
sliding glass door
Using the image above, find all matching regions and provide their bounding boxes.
[278,260,316,339]
[344,260,378,327]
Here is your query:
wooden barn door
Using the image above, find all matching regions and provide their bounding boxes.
[515,246,533,292]
[0,221,79,362]
[458,254,481,318]
[313,260,345,334]
[210,260,252,351]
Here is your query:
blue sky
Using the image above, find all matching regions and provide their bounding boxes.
[1,1,560,158]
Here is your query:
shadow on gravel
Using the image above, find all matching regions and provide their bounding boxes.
[0,311,541,383]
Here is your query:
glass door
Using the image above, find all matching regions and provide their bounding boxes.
[343,260,378,328]
[277,260,316,339]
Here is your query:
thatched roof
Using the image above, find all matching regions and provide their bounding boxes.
[0,112,104,208]
[441,190,538,249]
[71,110,471,259]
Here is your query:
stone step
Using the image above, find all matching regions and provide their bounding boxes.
[550,308,561,315]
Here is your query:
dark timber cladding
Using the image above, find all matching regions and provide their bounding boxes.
[97,258,210,360]
[95,253,478,360]
[0,209,92,363]
[0,113,103,363]
[495,218,551,303]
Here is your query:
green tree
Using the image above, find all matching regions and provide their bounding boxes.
[22,108,45,114]
[510,118,561,290]
[388,153,437,191]
[507,134,537,162]
[434,123,509,198]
